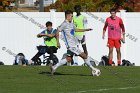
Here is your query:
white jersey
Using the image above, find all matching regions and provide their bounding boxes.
[58,20,79,48]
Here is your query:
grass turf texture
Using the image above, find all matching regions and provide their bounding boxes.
[0,66,140,93]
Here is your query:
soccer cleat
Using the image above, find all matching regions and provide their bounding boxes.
[118,64,121,66]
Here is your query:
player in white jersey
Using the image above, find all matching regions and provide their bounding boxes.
[50,10,101,76]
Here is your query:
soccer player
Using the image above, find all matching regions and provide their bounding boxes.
[102,9,125,66]
[72,5,88,65]
[30,21,60,64]
[51,10,100,76]
[73,5,88,55]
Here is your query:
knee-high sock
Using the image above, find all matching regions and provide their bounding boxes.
[118,59,121,65]
[53,58,67,70]
[109,58,112,65]
[84,56,95,70]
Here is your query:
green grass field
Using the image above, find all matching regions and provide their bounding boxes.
[0,66,140,93]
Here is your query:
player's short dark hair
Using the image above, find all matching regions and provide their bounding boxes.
[46,21,52,27]
[110,9,116,13]
[65,10,73,17]
[74,5,81,10]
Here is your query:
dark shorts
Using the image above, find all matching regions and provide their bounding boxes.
[37,46,58,54]
[67,50,74,57]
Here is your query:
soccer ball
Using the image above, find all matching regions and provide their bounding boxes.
[92,68,101,76]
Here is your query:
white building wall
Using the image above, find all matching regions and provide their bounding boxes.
[0,11,139,65]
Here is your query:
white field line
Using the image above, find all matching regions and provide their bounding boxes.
[64,86,140,93]
[77,86,140,93]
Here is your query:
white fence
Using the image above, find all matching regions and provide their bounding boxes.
[0,10,139,65]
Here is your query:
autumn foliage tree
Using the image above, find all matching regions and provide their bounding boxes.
[44,0,134,12]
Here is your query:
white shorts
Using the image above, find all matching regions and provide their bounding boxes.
[68,47,82,56]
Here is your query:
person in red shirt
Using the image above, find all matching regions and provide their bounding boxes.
[102,9,125,66]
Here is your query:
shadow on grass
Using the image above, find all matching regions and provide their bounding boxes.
[38,71,92,76]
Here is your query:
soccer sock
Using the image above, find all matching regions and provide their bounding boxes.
[73,55,78,65]
[84,56,95,70]
[67,62,71,66]
[118,59,121,65]
[53,58,67,70]
[109,59,112,65]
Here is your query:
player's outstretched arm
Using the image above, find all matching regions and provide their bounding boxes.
[37,34,55,38]
[75,28,93,32]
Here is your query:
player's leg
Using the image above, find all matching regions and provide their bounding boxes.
[79,52,100,76]
[48,47,54,64]
[79,52,95,70]
[31,52,43,62]
[108,48,113,65]
[68,47,100,76]
[73,37,81,65]
[116,48,121,66]
[69,47,95,70]
[107,38,114,65]
[115,39,121,66]
[82,44,88,55]
[50,50,73,75]
[48,46,58,64]
[81,35,88,56]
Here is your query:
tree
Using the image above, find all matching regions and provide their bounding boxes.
[44,0,134,12]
